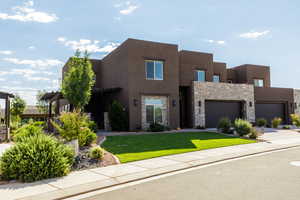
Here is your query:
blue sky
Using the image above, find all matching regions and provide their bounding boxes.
[0,0,299,106]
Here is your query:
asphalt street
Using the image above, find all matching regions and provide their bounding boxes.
[76,147,300,200]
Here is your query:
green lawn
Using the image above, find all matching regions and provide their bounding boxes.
[102,132,256,163]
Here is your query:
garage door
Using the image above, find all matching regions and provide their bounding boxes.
[205,101,242,128]
[255,103,285,124]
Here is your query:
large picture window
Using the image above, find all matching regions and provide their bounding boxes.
[195,70,206,82]
[145,98,163,123]
[145,60,164,80]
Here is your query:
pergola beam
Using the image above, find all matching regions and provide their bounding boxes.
[0,92,14,141]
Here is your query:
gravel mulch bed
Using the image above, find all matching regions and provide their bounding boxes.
[72,145,119,171]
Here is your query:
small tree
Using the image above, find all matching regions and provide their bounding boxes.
[36,90,48,114]
[108,100,128,131]
[11,95,26,117]
[62,51,95,111]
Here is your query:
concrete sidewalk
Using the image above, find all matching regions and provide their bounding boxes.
[2,129,300,200]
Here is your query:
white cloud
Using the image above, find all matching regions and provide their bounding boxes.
[0,1,58,23]
[115,1,139,15]
[207,39,226,45]
[57,37,120,53]
[28,46,36,50]
[0,68,49,80]
[239,30,270,39]
[0,50,13,55]
[120,5,138,15]
[0,78,5,81]
[3,58,63,69]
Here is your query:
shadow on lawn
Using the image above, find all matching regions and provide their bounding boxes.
[102,132,242,154]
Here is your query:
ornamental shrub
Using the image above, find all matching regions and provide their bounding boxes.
[234,119,252,136]
[290,114,300,127]
[217,117,232,133]
[88,120,98,132]
[0,134,74,182]
[249,127,259,139]
[13,122,45,142]
[52,112,97,147]
[148,123,166,132]
[282,125,291,129]
[89,146,104,160]
[108,100,128,131]
[271,117,282,128]
[256,118,267,127]
[78,127,97,146]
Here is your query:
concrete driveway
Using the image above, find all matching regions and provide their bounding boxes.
[260,128,300,145]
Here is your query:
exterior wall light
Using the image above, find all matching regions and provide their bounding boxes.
[295,102,297,109]
[172,100,176,107]
[198,101,202,107]
[249,101,253,107]
[133,99,138,106]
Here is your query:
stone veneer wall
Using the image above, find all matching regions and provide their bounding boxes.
[192,82,255,127]
[294,89,300,115]
[141,96,169,130]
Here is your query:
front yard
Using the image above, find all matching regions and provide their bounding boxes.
[102,132,256,163]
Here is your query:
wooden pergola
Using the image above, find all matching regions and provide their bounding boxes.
[0,92,14,141]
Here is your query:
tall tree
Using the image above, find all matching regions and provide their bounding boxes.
[62,51,95,111]
[11,95,26,117]
[36,90,49,114]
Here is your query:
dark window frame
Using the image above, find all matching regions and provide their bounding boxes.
[145,60,164,80]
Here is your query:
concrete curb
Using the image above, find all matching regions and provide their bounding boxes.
[98,136,121,164]
[19,143,300,200]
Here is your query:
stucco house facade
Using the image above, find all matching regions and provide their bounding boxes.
[56,38,300,131]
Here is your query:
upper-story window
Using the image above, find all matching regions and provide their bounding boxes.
[213,75,220,83]
[145,60,164,80]
[254,79,264,87]
[195,70,206,82]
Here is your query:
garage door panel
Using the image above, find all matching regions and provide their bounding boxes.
[205,101,242,128]
[255,103,285,124]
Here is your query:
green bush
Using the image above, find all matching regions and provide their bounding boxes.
[256,118,267,127]
[78,127,97,146]
[282,125,291,129]
[249,127,259,139]
[217,117,231,133]
[108,100,128,131]
[234,119,252,136]
[271,117,282,128]
[88,120,98,132]
[13,123,45,142]
[0,134,74,182]
[291,114,300,127]
[148,123,166,132]
[89,146,104,160]
[52,112,97,147]
[196,125,206,129]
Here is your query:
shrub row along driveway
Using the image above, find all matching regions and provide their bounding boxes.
[102,132,256,163]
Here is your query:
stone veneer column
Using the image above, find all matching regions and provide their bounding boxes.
[294,89,300,115]
[192,82,255,128]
